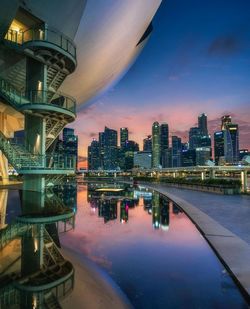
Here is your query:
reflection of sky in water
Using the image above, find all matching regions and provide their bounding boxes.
[60,185,247,309]
[2,187,246,308]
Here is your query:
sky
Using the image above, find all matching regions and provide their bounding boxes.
[71,0,250,168]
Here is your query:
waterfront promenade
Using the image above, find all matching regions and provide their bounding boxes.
[137,182,250,300]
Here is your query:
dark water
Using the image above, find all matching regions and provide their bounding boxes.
[59,183,248,309]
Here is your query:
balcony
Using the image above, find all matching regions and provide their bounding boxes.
[4,25,76,72]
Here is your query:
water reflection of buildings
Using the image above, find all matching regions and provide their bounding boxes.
[150,193,170,231]
[86,184,183,231]
[0,186,77,308]
[120,201,129,223]
[98,199,117,223]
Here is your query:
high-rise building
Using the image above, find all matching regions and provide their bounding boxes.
[160,123,169,168]
[182,149,196,166]
[172,136,182,167]
[120,127,128,148]
[123,140,139,170]
[103,127,118,170]
[63,128,78,170]
[143,135,152,152]
[214,131,224,165]
[221,115,232,130]
[152,122,161,168]
[220,116,239,163]
[227,123,239,163]
[99,132,105,169]
[196,147,211,165]
[88,139,100,170]
[189,127,202,150]
[198,113,208,136]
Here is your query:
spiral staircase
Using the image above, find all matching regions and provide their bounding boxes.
[0,19,78,308]
[0,23,78,188]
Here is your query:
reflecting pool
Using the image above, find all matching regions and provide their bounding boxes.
[61,183,248,308]
[0,183,248,308]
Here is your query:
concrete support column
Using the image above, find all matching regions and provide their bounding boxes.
[26,57,47,97]
[23,174,46,192]
[25,114,46,155]
[241,171,248,193]
[201,171,205,181]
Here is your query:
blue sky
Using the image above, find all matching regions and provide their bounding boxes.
[74,0,250,163]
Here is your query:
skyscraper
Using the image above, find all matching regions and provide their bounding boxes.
[221,115,232,130]
[152,122,161,168]
[62,128,78,170]
[189,127,202,150]
[88,139,100,170]
[103,127,118,170]
[214,131,224,165]
[182,149,196,166]
[143,135,152,152]
[123,140,139,170]
[120,127,128,148]
[99,132,105,169]
[172,136,182,167]
[160,123,169,168]
[221,115,239,163]
[226,123,239,163]
[198,113,208,136]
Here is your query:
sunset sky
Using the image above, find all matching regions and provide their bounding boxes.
[71,0,250,167]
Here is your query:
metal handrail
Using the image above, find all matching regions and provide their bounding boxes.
[5,25,76,59]
[0,78,76,114]
[0,131,76,171]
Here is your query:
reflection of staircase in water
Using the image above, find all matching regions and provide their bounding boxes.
[0,229,73,308]
[0,222,27,250]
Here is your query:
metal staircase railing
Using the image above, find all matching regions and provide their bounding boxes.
[0,78,76,114]
[0,131,76,172]
[5,25,76,60]
[0,222,28,250]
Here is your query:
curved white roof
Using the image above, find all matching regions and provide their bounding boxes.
[0,0,161,107]
[61,0,162,107]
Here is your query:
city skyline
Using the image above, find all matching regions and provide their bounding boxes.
[72,0,250,168]
[80,112,247,168]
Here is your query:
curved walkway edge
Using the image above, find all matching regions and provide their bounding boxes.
[142,182,250,302]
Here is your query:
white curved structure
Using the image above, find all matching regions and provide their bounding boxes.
[0,0,161,106]
[0,0,162,187]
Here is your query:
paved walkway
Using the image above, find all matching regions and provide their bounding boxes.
[139,183,250,301]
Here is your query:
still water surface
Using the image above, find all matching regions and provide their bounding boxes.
[60,183,248,308]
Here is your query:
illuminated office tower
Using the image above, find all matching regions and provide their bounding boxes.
[221,115,232,130]
[221,115,239,163]
[198,113,208,136]
[172,136,182,167]
[152,122,161,168]
[120,127,128,148]
[143,135,152,152]
[160,123,169,168]
[189,127,202,150]
[88,139,100,170]
[227,123,239,163]
[103,127,118,170]
[214,131,225,165]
